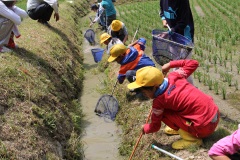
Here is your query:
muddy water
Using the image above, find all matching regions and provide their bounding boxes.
[80,36,123,160]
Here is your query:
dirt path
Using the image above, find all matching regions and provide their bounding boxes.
[80,31,123,160]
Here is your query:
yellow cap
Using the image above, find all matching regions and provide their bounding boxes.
[111,20,122,31]
[127,66,164,89]
[108,44,127,62]
[100,33,111,44]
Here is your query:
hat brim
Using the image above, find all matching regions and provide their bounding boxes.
[127,82,142,90]
[100,37,109,44]
[108,56,117,62]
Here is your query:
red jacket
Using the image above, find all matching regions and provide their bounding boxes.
[144,60,219,134]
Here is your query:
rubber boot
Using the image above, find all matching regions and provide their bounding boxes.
[172,129,202,149]
[164,126,179,135]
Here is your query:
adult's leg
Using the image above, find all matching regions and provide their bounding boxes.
[106,14,116,27]
[27,2,53,21]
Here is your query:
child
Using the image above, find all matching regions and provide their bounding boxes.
[100,33,123,54]
[0,0,22,52]
[127,59,220,149]
[108,44,155,84]
[107,20,128,44]
[127,37,146,54]
[89,3,106,30]
[7,2,28,48]
[208,127,240,160]
[100,33,146,55]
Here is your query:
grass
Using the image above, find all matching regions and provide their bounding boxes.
[0,0,90,159]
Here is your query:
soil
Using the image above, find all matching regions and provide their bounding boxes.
[80,30,124,160]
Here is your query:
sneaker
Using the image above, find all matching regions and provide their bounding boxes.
[0,46,12,53]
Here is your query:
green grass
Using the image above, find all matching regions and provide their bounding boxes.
[0,0,89,159]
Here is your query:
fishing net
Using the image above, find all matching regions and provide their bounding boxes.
[94,94,119,121]
[152,29,194,66]
[84,29,95,45]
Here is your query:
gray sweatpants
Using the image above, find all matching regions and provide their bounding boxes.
[0,16,14,47]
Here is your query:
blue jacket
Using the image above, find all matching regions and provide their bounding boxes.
[118,47,155,83]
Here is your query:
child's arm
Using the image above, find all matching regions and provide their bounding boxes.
[0,2,21,25]
[143,101,164,134]
[117,74,125,84]
[162,59,198,78]
[11,6,28,19]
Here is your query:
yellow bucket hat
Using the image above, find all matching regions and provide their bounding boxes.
[100,33,111,44]
[111,20,122,31]
[108,44,127,62]
[127,66,164,89]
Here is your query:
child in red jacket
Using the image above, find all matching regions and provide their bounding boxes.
[127,59,219,149]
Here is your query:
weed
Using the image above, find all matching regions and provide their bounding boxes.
[213,80,219,95]
[235,80,238,91]
[213,54,218,64]
[208,78,213,90]
[225,72,233,86]
[221,85,227,100]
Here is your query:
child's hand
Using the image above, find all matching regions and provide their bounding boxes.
[162,20,168,28]
[54,13,59,21]
[89,22,93,27]
[158,32,168,38]
[162,62,171,76]
[142,125,145,134]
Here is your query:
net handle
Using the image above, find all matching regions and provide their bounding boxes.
[131,24,140,43]
[111,80,118,96]
[152,35,194,50]
[128,108,152,160]
[166,24,171,31]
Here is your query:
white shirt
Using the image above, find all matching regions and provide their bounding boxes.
[27,0,58,13]
[0,1,21,25]
[93,3,105,23]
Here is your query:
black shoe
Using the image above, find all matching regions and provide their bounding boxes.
[38,19,51,28]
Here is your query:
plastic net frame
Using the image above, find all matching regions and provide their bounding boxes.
[152,29,194,66]
[94,94,119,121]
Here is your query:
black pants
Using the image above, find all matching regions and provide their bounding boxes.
[106,14,116,27]
[28,2,53,21]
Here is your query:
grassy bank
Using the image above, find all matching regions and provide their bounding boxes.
[0,0,89,159]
